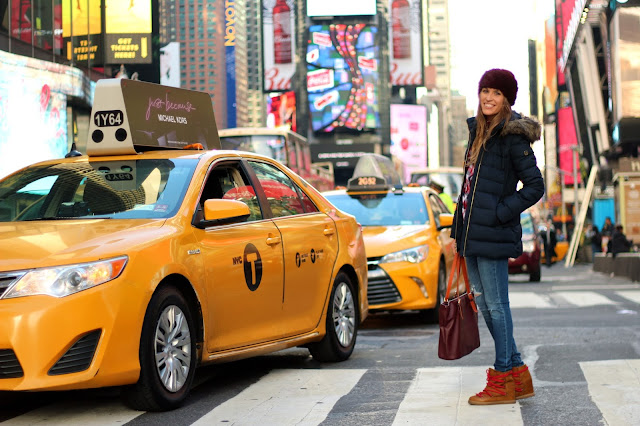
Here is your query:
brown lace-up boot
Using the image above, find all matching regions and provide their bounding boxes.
[468,368,516,405]
[512,364,535,400]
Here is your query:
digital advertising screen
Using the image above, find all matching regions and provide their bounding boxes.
[306,24,380,133]
[388,0,423,87]
[307,0,376,17]
[390,104,427,183]
[267,91,297,132]
[262,0,296,92]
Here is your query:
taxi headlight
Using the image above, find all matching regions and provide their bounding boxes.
[3,256,128,299]
[380,245,429,264]
[522,241,536,253]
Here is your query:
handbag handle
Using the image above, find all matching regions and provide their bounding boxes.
[444,253,477,312]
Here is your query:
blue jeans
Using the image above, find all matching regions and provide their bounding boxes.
[465,256,523,372]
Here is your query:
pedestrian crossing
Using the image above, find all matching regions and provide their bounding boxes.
[509,290,640,309]
[4,361,639,425]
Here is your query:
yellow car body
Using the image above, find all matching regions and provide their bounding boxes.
[323,185,456,320]
[0,79,367,411]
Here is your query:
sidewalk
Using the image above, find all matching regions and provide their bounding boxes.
[537,261,639,286]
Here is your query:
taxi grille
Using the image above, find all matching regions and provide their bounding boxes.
[367,258,402,306]
[0,272,25,299]
[48,330,101,376]
[0,349,24,378]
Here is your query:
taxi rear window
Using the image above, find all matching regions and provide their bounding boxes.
[0,159,197,221]
[326,192,428,226]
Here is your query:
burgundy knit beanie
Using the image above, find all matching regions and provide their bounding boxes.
[478,69,518,106]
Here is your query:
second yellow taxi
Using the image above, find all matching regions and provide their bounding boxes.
[323,155,455,322]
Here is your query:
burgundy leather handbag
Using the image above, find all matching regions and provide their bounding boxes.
[438,253,480,360]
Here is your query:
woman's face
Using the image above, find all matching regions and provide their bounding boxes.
[479,87,505,117]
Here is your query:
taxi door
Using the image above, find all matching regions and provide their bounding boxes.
[248,160,338,336]
[193,161,285,352]
[428,192,456,270]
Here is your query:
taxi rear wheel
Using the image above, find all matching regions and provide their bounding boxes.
[122,286,197,411]
[308,272,358,362]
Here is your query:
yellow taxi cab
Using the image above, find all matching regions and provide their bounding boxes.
[0,79,368,411]
[323,155,455,322]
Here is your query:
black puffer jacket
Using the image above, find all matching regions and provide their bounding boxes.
[451,112,545,259]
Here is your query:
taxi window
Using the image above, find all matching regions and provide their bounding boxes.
[326,192,428,226]
[201,162,263,222]
[428,193,446,227]
[0,159,197,221]
[219,135,287,165]
[249,161,317,218]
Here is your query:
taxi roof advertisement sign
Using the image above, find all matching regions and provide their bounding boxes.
[122,80,220,150]
[87,79,220,156]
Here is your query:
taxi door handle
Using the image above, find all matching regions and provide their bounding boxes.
[323,227,335,236]
[266,235,281,246]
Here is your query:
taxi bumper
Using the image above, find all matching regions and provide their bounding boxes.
[0,278,144,391]
[367,258,438,311]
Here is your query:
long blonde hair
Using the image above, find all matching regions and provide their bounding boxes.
[467,101,512,165]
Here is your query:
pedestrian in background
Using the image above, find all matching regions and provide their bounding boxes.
[450,69,545,405]
[586,224,602,261]
[429,180,455,213]
[540,218,557,267]
[610,224,633,258]
[601,216,614,253]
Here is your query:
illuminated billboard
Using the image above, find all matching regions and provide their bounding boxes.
[306,24,380,133]
[62,0,103,64]
[307,0,377,17]
[104,0,152,64]
[262,0,296,92]
[390,104,427,183]
[61,0,151,65]
[267,91,297,132]
[388,0,423,87]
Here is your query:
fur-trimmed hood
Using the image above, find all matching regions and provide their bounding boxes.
[467,112,542,145]
[501,115,541,144]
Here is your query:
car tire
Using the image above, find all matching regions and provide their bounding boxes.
[121,286,197,411]
[419,260,446,324]
[308,272,358,362]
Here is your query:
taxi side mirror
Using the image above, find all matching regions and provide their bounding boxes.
[195,199,251,228]
[438,213,454,229]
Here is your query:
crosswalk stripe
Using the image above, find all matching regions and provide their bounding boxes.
[392,367,523,425]
[616,290,640,304]
[192,368,367,425]
[579,359,640,426]
[5,400,142,425]
[509,292,553,308]
[554,291,617,307]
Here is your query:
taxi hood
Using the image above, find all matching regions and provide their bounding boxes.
[0,219,167,271]
[362,225,431,258]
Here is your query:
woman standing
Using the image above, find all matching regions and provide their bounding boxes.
[451,69,545,405]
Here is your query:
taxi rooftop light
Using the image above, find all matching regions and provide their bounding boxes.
[346,154,404,192]
[86,79,221,157]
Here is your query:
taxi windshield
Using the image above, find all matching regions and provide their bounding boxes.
[326,192,429,226]
[0,158,198,222]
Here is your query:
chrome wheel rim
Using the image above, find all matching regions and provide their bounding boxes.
[332,281,356,347]
[155,305,192,392]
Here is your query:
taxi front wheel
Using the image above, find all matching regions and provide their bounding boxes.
[121,286,197,411]
[308,272,358,362]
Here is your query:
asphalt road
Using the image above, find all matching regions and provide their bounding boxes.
[2,262,639,425]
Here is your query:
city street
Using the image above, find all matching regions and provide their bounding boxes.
[1,263,639,425]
